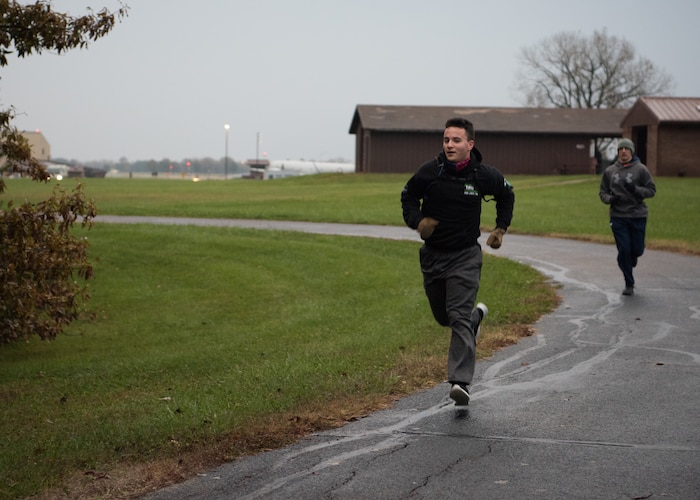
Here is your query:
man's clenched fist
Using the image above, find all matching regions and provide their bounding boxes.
[417,217,439,240]
[486,227,506,249]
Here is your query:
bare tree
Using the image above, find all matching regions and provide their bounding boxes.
[515,29,674,109]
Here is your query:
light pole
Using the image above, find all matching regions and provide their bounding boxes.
[224,123,230,180]
[255,131,260,165]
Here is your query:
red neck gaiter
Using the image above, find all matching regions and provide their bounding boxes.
[456,158,471,171]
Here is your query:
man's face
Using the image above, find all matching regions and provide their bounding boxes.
[443,126,474,163]
[618,147,633,164]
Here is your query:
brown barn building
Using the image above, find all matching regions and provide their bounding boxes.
[620,96,700,177]
[349,105,626,175]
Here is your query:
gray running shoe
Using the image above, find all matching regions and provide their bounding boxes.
[449,384,470,406]
[475,302,488,339]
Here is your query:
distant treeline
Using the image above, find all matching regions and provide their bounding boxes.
[53,157,249,175]
[52,156,350,175]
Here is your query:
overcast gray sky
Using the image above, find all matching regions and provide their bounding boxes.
[3,0,699,164]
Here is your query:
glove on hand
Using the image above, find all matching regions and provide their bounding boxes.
[417,217,439,240]
[486,227,506,249]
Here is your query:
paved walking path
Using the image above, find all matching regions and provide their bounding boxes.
[98,217,700,499]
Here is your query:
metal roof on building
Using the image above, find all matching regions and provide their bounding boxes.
[350,105,627,136]
[630,96,700,123]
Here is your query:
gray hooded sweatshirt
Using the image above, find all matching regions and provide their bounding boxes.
[599,157,656,218]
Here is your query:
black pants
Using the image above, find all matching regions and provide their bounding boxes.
[610,216,647,287]
[420,244,482,386]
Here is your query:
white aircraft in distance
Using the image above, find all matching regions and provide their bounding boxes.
[248,159,355,179]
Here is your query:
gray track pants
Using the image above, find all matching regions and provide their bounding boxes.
[419,244,482,386]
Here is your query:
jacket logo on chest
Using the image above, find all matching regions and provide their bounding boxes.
[463,183,480,197]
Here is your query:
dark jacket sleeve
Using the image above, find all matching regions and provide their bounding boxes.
[401,162,433,230]
[477,164,514,230]
[401,178,423,230]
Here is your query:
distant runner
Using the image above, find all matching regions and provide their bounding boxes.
[599,138,656,296]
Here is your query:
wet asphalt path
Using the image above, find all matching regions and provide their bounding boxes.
[97,217,700,499]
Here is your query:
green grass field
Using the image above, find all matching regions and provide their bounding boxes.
[0,174,697,498]
[5,173,698,251]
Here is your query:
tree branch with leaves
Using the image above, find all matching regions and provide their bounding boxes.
[0,1,127,343]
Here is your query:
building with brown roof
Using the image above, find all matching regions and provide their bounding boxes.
[620,96,700,177]
[349,105,626,175]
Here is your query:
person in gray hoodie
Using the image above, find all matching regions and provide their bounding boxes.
[599,138,656,296]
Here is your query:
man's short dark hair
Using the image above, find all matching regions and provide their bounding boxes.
[445,117,475,141]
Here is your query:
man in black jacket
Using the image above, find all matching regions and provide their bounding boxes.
[401,117,514,406]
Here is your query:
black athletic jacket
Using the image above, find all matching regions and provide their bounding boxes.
[401,148,514,251]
